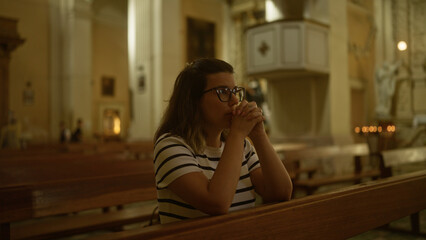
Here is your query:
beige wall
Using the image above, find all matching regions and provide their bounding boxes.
[0,0,130,143]
[0,0,50,143]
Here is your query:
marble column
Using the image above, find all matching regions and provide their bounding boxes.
[127,0,154,140]
[328,0,351,140]
[127,0,182,140]
[49,0,93,140]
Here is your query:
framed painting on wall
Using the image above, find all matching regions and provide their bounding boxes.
[101,76,115,97]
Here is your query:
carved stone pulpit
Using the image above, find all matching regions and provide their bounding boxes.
[246,20,329,78]
[245,0,330,140]
[0,16,25,127]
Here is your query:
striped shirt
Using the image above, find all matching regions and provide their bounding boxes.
[154,134,261,224]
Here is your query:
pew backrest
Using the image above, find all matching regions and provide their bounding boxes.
[87,170,426,240]
[381,146,426,167]
[279,143,372,180]
[0,156,154,187]
[0,150,157,240]
[0,172,156,224]
[126,141,154,159]
[282,143,369,162]
[272,142,308,153]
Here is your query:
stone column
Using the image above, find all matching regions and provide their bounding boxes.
[127,0,154,140]
[49,0,93,140]
[329,0,351,140]
[127,0,183,140]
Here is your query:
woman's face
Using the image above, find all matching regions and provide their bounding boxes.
[200,72,239,132]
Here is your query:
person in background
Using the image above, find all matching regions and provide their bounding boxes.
[70,118,83,142]
[59,121,71,143]
[245,78,271,134]
[0,111,22,149]
[153,58,292,224]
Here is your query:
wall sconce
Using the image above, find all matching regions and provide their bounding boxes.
[397,41,407,51]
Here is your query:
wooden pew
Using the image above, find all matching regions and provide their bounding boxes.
[0,144,64,158]
[126,141,155,159]
[62,141,154,158]
[0,172,157,240]
[272,142,311,180]
[0,140,154,161]
[281,143,381,195]
[0,152,157,240]
[63,142,98,153]
[95,142,128,154]
[1,142,154,190]
[86,170,426,240]
[0,157,154,186]
[380,146,426,177]
[379,146,426,235]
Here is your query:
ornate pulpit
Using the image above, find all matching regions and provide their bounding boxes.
[0,16,25,127]
[245,0,330,139]
[246,20,329,78]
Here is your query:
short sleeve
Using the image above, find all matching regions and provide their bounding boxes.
[154,135,202,189]
[244,139,260,172]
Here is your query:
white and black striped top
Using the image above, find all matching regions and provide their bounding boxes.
[154,134,261,224]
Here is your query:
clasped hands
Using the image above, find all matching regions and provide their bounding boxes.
[231,100,265,137]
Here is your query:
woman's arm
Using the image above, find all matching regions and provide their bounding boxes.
[248,122,293,203]
[168,131,246,215]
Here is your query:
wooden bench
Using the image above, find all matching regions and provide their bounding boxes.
[379,146,426,236]
[125,141,155,159]
[11,203,157,240]
[0,141,154,158]
[61,141,154,159]
[0,172,157,240]
[0,149,155,187]
[272,142,311,180]
[86,170,426,240]
[63,142,98,153]
[0,152,158,240]
[380,146,426,178]
[0,144,64,158]
[0,157,154,186]
[281,143,381,196]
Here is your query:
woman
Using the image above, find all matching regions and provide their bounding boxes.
[154,58,292,224]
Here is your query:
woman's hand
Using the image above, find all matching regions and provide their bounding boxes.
[248,116,266,140]
[231,100,264,137]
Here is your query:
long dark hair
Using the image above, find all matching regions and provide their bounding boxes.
[154,58,234,153]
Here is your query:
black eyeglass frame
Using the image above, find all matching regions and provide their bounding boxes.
[202,86,246,102]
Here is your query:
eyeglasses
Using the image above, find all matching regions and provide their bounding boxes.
[202,86,245,102]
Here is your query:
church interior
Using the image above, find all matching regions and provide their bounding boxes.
[0,0,425,239]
